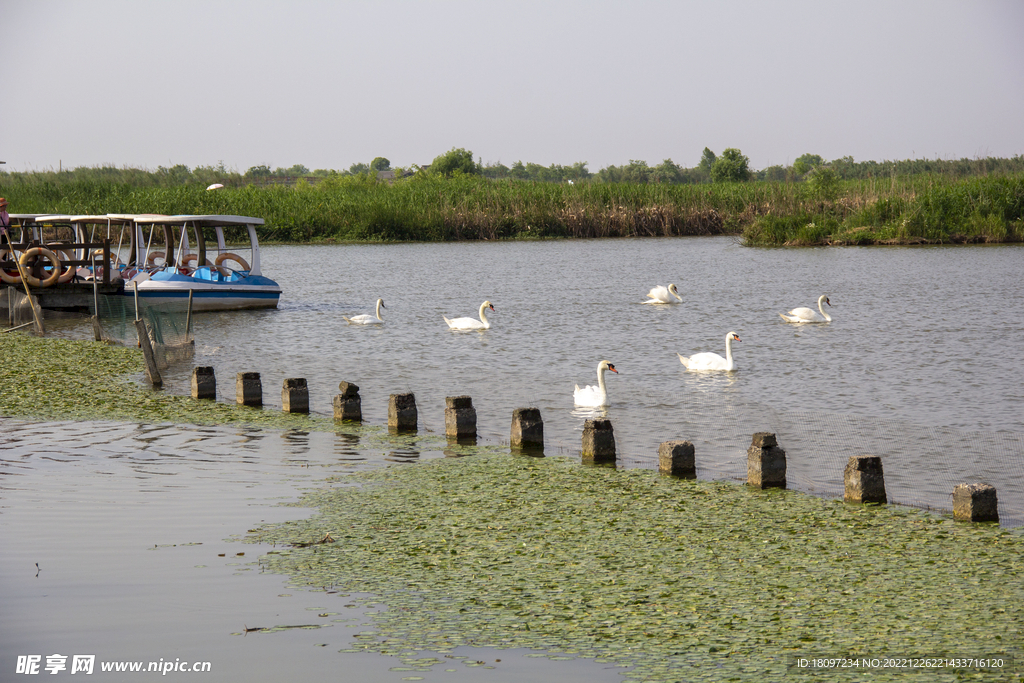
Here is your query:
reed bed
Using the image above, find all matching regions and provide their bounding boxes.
[3,172,1022,245]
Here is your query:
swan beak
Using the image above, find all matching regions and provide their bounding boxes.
[733,335,742,342]
[608,365,618,373]
[825,298,831,306]
[489,304,495,311]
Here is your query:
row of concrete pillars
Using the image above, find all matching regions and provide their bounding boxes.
[192,368,1000,523]
[191,368,544,447]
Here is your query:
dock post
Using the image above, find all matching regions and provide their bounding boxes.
[747,432,786,489]
[581,419,615,464]
[445,396,477,442]
[134,318,162,387]
[388,393,417,432]
[659,441,696,479]
[236,372,263,407]
[844,456,887,504]
[282,378,309,414]
[952,483,999,522]
[333,381,362,421]
[510,407,544,453]
[190,366,216,399]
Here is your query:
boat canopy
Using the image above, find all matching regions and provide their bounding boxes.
[131,215,266,276]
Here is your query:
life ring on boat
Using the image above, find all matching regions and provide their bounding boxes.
[145,251,166,267]
[0,248,22,284]
[47,247,78,284]
[19,247,62,288]
[215,252,250,276]
[180,253,211,270]
[90,249,124,267]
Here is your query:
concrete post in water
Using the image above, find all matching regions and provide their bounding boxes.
[510,407,544,453]
[282,378,309,414]
[190,366,216,399]
[333,381,362,421]
[134,318,162,387]
[747,432,786,489]
[844,455,887,504]
[236,372,263,407]
[952,483,999,523]
[445,395,477,441]
[581,419,616,464]
[659,441,696,479]
[388,392,417,432]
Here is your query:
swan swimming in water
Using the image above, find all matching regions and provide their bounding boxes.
[642,283,682,304]
[677,332,741,372]
[779,294,831,323]
[343,298,385,325]
[573,360,618,407]
[444,301,494,330]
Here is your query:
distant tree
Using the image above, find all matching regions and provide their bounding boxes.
[652,159,682,183]
[699,147,717,172]
[482,162,510,179]
[792,153,824,176]
[245,165,272,178]
[370,157,391,172]
[286,164,310,176]
[431,147,480,176]
[759,165,788,182]
[348,162,370,175]
[710,148,751,182]
[509,161,529,180]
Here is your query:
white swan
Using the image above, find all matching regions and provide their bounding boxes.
[343,298,385,325]
[780,294,831,323]
[573,360,618,407]
[678,331,741,372]
[444,300,494,330]
[642,283,682,304]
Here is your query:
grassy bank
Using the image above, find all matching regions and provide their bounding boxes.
[4,172,1022,245]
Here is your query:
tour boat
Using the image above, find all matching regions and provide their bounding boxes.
[125,215,281,311]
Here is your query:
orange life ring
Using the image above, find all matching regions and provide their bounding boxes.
[145,251,166,267]
[19,247,62,288]
[47,246,77,284]
[91,249,124,267]
[0,248,22,284]
[214,252,250,276]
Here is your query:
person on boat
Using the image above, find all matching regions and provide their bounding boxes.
[0,198,11,248]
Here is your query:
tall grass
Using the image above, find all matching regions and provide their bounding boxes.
[3,171,1022,245]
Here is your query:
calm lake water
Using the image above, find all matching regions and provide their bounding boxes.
[3,237,1024,681]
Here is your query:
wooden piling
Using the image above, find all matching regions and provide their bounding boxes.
[844,456,887,504]
[581,419,615,464]
[952,483,999,523]
[282,378,309,414]
[190,366,216,399]
[747,432,786,489]
[333,381,362,421]
[659,441,696,479]
[236,372,263,407]
[135,318,162,387]
[510,407,544,453]
[388,392,417,432]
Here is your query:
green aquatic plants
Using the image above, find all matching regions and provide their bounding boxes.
[245,454,1024,682]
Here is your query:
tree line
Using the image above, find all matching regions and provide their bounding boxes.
[3,148,1023,190]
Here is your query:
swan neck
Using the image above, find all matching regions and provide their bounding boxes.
[818,297,832,321]
[478,303,489,326]
[376,300,383,320]
[596,365,607,394]
[725,335,733,361]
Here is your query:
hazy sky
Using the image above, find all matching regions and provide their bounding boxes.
[4,0,1023,174]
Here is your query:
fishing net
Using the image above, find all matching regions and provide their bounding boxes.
[1,285,194,369]
[93,293,195,368]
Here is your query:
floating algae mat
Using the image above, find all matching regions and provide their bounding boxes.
[245,454,1024,681]
[0,334,347,432]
